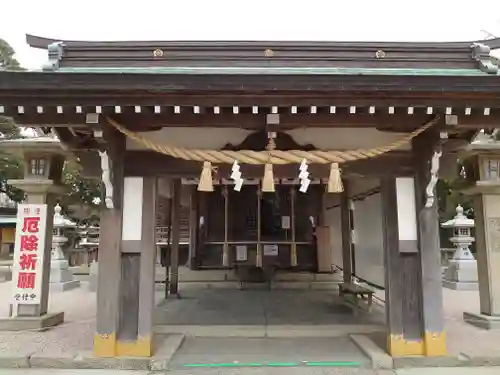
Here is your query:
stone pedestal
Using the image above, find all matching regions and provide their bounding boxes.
[50,259,80,292]
[462,183,500,329]
[88,260,99,292]
[463,311,500,330]
[442,259,478,290]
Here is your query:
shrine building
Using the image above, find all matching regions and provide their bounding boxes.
[1,34,500,359]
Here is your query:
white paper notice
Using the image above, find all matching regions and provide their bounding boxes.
[236,245,248,261]
[11,204,48,305]
[281,216,291,229]
[263,244,279,256]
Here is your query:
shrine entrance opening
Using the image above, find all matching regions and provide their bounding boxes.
[192,182,323,274]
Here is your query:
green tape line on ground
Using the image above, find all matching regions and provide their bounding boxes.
[183,363,262,367]
[266,362,301,366]
[183,361,362,368]
[306,361,362,367]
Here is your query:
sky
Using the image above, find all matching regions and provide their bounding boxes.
[2,0,500,69]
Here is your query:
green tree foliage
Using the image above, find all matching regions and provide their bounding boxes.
[0,38,25,201]
[437,178,473,220]
[0,39,102,213]
[0,39,21,70]
[60,159,102,209]
[0,38,22,138]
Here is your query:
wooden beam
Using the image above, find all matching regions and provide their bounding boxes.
[3,91,500,108]
[2,70,500,96]
[122,150,415,178]
[9,109,436,130]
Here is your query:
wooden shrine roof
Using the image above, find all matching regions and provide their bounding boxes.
[1,35,500,150]
[25,34,500,72]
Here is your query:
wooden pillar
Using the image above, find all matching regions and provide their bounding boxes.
[340,180,352,282]
[95,176,157,357]
[222,186,229,267]
[95,124,158,357]
[413,136,447,355]
[94,126,125,357]
[94,208,123,357]
[381,171,446,356]
[349,199,356,276]
[169,179,181,296]
[290,187,297,267]
[188,186,198,270]
[256,188,263,267]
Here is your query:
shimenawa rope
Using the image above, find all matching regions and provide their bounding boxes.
[106,116,439,193]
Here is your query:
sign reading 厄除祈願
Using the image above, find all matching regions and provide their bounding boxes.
[11,204,48,305]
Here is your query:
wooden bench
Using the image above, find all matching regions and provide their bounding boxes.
[338,282,374,315]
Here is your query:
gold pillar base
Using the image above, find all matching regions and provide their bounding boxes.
[388,332,447,357]
[94,333,153,357]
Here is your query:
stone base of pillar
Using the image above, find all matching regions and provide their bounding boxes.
[49,259,80,292]
[87,261,99,293]
[442,260,478,291]
[463,311,500,330]
[442,280,478,290]
[0,271,12,282]
[0,311,64,331]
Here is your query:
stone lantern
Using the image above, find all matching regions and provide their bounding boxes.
[461,141,500,329]
[50,203,80,292]
[441,205,478,290]
[0,136,68,329]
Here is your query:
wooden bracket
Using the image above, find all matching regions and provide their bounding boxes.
[99,150,114,209]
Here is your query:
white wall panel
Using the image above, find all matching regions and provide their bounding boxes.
[352,192,385,288]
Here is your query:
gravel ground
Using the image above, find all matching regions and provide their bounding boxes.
[0,283,95,356]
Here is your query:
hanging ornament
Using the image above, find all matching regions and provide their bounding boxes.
[298,159,311,193]
[197,161,214,192]
[261,132,276,193]
[327,163,343,193]
[230,160,244,191]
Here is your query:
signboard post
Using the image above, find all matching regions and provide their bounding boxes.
[11,204,48,306]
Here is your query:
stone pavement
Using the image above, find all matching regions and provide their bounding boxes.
[1,277,500,370]
[0,367,500,374]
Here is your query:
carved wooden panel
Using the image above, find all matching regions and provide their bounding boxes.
[224,131,315,151]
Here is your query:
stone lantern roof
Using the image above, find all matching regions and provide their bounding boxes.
[53,204,77,229]
[0,135,68,155]
[441,205,474,229]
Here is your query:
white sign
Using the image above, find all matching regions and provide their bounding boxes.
[281,216,291,229]
[263,244,279,256]
[236,245,247,261]
[11,204,48,305]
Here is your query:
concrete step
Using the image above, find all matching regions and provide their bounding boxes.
[155,280,341,291]
[155,268,342,283]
